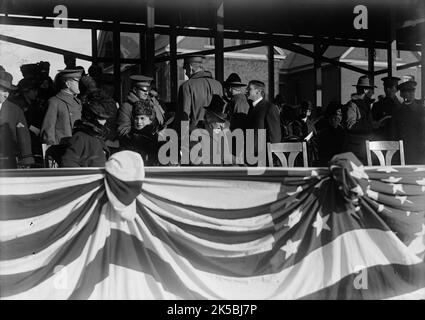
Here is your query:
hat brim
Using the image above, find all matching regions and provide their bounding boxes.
[352,84,377,88]
[0,80,17,91]
[227,82,247,87]
[204,107,228,122]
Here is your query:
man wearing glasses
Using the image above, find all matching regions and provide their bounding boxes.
[117,74,165,139]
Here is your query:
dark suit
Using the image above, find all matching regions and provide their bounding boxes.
[246,98,281,144]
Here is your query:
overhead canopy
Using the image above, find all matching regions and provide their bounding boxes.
[2,0,424,46]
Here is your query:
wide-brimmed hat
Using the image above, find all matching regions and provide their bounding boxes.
[0,71,17,91]
[398,80,417,92]
[204,94,228,121]
[85,100,110,119]
[353,75,377,88]
[224,73,246,87]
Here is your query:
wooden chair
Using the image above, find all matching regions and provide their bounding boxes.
[267,142,308,167]
[365,140,405,166]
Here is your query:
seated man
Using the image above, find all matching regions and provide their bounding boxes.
[120,100,159,166]
[61,99,110,167]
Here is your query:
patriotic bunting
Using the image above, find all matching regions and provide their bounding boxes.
[1,151,425,299]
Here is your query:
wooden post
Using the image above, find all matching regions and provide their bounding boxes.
[170,22,178,104]
[139,32,146,73]
[214,1,224,82]
[113,21,121,102]
[145,0,155,77]
[422,27,425,101]
[387,8,397,77]
[267,44,275,101]
[368,46,375,87]
[313,42,323,107]
[91,29,98,64]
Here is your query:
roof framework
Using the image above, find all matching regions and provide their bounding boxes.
[1,0,424,103]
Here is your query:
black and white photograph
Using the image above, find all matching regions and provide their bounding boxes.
[1,0,425,305]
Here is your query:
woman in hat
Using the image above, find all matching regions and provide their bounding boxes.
[0,71,34,168]
[61,97,110,167]
[119,99,159,166]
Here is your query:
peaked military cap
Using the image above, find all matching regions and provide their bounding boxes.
[57,69,83,79]
[183,54,205,65]
[130,75,153,88]
[381,76,401,87]
[398,80,417,92]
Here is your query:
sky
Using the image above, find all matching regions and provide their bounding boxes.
[0,25,92,83]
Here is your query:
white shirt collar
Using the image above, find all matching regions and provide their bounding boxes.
[0,102,3,113]
[252,96,263,107]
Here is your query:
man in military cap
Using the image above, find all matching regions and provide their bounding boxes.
[117,74,165,139]
[342,75,385,164]
[41,69,83,165]
[177,54,223,131]
[0,71,34,168]
[371,76,401,140]
[390,80,425,164]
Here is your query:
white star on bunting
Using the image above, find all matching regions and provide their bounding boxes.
[395,195,412,205]
[416,177,425,185]
[351,185,364,196]
[350,161,369,180]
[286,208,303,228]
[406,211,411,217]
[391,184,405,194]
[312,212,331,237]
[378,204,385,212]
[281,239,302,259]
[366,189,379,200]
[382,176,402,183]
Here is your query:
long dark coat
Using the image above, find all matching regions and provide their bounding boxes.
[61,120,109,167]
[371,96,401,140]
[41,90,82,145]
[246,98,281,144]
[390,100,425,165]
[228,93,250,131]
[177,71,223,130]
[0,100,34,168]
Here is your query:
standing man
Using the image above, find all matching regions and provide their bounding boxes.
[177,55,223,131]
[41,69,83,146]
[391,80,425,164]
[342,75,383,164]
[371,76,401,140]
[117,75,165,139]
[223,74,250,131]
[0,71,34,168]
[246,80,281,156]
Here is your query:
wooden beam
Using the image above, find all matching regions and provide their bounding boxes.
[313,42,323,107]
[170,22,178,104]
[154,41,266,63]
[0,34,92,61]
[268,44,275,101]
[422,27,425,101]
[145,0,155,77]
[215,1,224,82]
[373,61,421,76]
[139,32,146,73]
[274,40,368,75]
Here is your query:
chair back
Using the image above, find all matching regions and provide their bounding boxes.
[267,142,308,167]
[365,140,405,166]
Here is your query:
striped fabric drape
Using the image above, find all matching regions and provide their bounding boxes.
[1,151,425,299]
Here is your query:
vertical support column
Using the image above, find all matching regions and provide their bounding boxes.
[170,22,178,104]
[313,42,323,107]
[91,29,98,64]
[267,44,275,101]
[139,32,146,73]
[422,26,425,101]
[214,1,224,82]
[368,46,375,87]
[113,21,122,102]
[387,7,397,77]
[146,0,155,77]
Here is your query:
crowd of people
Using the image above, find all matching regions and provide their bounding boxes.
[1,54,424,169]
